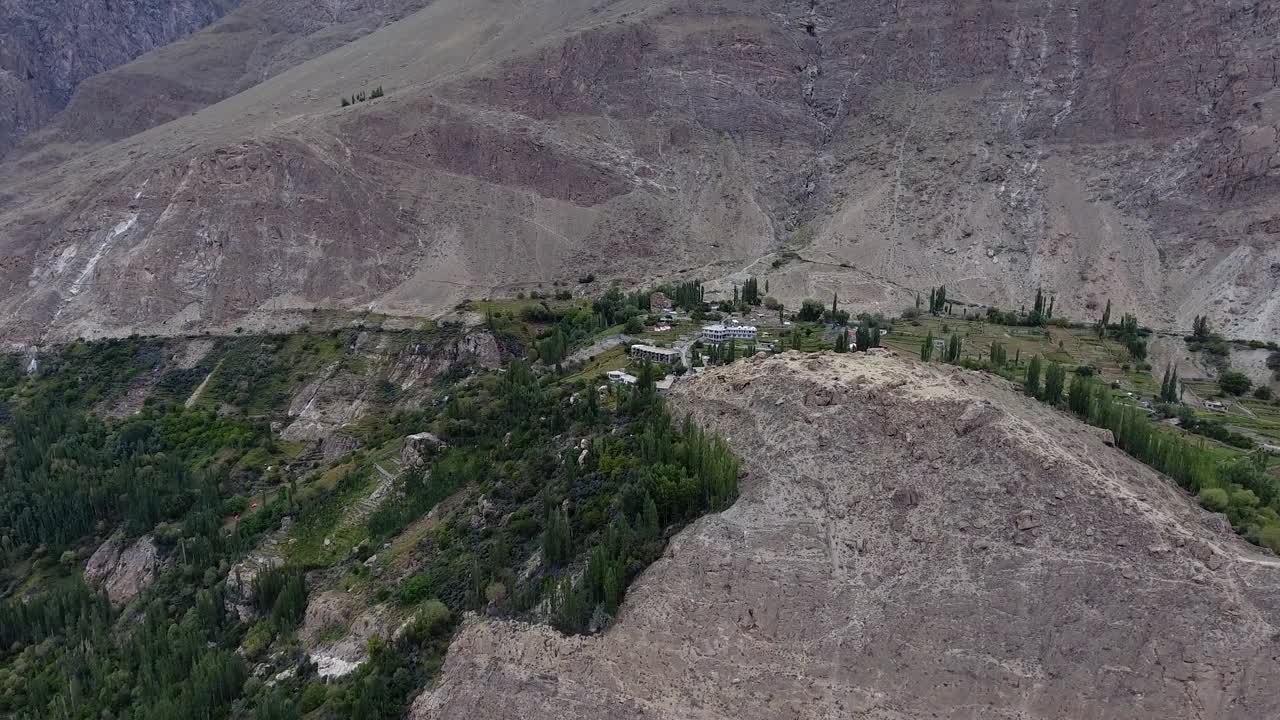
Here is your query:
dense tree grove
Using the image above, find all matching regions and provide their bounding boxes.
[654,280,704,311]
[0,395,269,558]
[1043,362,1066,404]
[0,315,743,720]
[798,299,826,322]
[988,342,1008,367]
[1058,374,1280,552]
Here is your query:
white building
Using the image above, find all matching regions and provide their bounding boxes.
[630,344,681,364]
[608,369,676,392]
[702,324,758,343]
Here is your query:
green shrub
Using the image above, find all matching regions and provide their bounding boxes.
[401,599,452,642]
[1219,371,1252,396]
[1230,488,1260,510]
[242,620,275,660]
[1260,525,1280,554]
[1198,487,1230,513]
[300,683,329,713]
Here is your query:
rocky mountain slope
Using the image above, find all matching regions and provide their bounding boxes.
[1,0,1279,343]
[8,0,437,166]
[0,0,237,158]
[415,351,1280,719]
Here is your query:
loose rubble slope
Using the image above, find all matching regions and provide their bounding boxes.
[415,351,1280,719]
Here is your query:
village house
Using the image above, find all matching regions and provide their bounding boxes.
[630,344,681,364]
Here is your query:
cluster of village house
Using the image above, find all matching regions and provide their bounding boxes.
[605,319,760,388]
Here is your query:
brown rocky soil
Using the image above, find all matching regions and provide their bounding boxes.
[2,1,1280,342]
[413,352,1280,719]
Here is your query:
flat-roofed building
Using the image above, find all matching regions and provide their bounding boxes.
[630,344,681,364]
[702,324,757,342]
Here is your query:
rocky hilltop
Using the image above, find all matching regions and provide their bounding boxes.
[0,0,1279,342]
[415,352,1280,719]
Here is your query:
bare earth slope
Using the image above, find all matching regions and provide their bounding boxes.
[414,352,1280,719]
[2,0,1280,342]
[9,0,437,165]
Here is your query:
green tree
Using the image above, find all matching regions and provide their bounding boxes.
[798,299,825,322]
[945,333,962,363]
[921,331,935,362]
[834,331,850,353]
[1219,371,1252,396]
[1029,288,1046,326]
[930,286,948,315]
[542,506,572,567]
[1043,362,1065,404]
[1159,364,1181,403]
[988,342,1007,367]
[1025,355,1043,398]
[1198,487,1230,512]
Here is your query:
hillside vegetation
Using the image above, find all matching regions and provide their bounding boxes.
[0,304,738,719]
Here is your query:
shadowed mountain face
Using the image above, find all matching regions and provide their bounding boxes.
[0,0,239,157]
[1,0,1279,343]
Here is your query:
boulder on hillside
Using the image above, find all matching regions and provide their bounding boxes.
[85,534,159,607]
[402,432,446,468]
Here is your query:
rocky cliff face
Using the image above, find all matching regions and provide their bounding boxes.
[0,0,1278,341]
[84,533,160,606]
[414,352,1280,719]
[0,0,237,157]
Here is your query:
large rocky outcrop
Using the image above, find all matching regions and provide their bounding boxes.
[224,553,283,622]
[0,0,237,157]
[84,534,160,606]
[400,431,444,468]
[414,353,1280,719]
[301,591,396,678]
